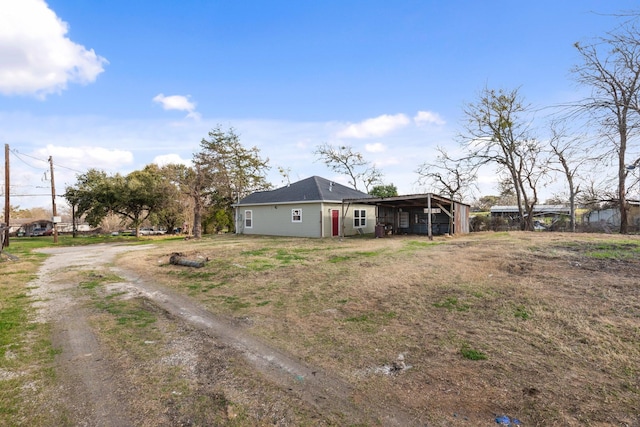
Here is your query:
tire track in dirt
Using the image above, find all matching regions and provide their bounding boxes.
[33,243,418,426]
[32,244,147,426]
[51,306,133,426]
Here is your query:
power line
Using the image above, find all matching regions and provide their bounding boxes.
[1,194,52,197]
[9,149,47,170]
[10,149,85,174]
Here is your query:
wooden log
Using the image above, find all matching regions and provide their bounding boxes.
[169,253,207,268]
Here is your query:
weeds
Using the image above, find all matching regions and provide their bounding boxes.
[345,314,370,323]
[220,296,251,311]
[460,344,487,361]
[514,305,531,320]
[433,297,470,312]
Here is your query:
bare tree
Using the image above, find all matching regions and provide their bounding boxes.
[572,21,640,233]
[415,146,478,202]
[277,166,292,186]
[163,163,210,238]
[314,143,383,192]
[460,87,547,231]
[416,146,478,235]
[546,124,597,232]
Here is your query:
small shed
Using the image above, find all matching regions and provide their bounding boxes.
[583,202,640,231]
[343,193,470,238]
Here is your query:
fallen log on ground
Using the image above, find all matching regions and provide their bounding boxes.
[169,252,208,268]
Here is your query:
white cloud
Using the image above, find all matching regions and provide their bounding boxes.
[153,94,201,120]
[414,110,446,126]
[0,0,107,97]
[34,144,133,171]
[153,153,192,167]
[365,142,386,153]
[336,113,410,139]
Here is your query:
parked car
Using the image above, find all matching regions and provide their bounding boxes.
[533,220,547,231]
[140,227,166,235]
[31,227,46,236]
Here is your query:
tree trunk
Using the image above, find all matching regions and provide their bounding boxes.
[193,197,203,239]
[569,185,576,232]
[619,134,628,234]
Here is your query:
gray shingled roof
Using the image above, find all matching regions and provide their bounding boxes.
[237,176,372,205]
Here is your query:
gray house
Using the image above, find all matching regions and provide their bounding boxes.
[234,176,375,238]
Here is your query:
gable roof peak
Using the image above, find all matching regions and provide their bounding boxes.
[238,175,371,205]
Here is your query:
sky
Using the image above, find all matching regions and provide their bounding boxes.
[1,0,639,210]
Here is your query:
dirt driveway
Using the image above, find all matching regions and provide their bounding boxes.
[31,243,415,426]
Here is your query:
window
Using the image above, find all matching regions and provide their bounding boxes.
[245,210,252,228]
[354,209,366,227]
[291,208,302,222]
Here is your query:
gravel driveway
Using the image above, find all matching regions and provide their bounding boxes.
[30,243,414,426]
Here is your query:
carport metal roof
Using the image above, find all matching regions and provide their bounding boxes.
[342,193,468,208]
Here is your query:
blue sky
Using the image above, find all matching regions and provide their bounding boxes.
[1,0,638,209]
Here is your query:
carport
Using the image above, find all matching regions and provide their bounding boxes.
[342,193,470,239]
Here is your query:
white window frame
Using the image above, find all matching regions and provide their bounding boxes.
[244,210,253,228]
[354,209,367,227]
[291,208,302,222]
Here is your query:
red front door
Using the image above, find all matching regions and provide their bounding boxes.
[332,210,339,236]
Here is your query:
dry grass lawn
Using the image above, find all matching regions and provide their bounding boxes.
[116,231,640,426]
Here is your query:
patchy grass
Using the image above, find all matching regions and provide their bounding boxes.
[11,232,640,425]
[96,297,157,328]
[4,233,165,249]
[114,232,640,425]
[403,239,443,249]
[433,296,471,312]
[584,241,640,260]
[0,241,57,425]
[75,270,158,329]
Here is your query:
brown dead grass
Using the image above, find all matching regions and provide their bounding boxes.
[116,232,640,426]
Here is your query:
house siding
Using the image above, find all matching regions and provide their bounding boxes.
[238,202,324,237]
[340,204,376,236]
[236,202,375,238]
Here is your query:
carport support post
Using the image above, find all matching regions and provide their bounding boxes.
[427,194,433,241]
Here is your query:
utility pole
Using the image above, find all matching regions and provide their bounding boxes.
[49,156,58,243]
[3,144,9,248]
